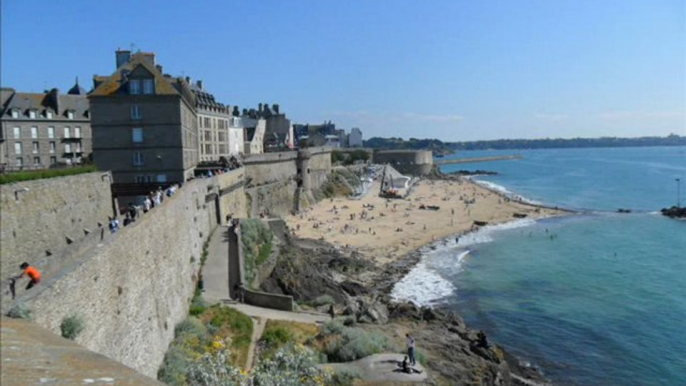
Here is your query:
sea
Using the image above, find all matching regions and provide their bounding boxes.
[391,146,686,386]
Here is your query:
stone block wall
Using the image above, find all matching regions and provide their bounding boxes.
[373,150,434,175]
[242,151,298,187]
[0,172,115,278]
[18,174,241,378]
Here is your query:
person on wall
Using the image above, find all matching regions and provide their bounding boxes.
[9,262,42,298]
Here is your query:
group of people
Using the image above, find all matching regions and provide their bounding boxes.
[109,185,180,233]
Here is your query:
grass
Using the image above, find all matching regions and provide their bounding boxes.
[259,320,319,360]
[200,305,253,367]
[158,305,253,385]
[0,165,97,185]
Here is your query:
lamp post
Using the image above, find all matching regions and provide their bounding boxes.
[677,178,682,208]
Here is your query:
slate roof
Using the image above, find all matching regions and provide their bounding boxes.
[1,88,89,119]
[90,52,194,107]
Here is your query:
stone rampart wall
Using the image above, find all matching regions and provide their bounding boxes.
[373,150,434,175]
[243,151,298,187]
[0,172,115,278]
[18,170,246,378]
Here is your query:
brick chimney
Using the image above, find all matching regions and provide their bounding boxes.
[115,49,131,68]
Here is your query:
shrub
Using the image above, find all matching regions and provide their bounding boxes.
[6,302,31,319]
[311,295,334,307]
[319,322,390,362]
[158,344,193,386]
[175,317,207,341]
[253,343,332,386]
[240,219,273,286]
[261,326,293,348]
[60,315,84,340]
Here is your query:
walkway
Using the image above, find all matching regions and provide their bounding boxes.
[202,225,231,304]
[319,353,427,383]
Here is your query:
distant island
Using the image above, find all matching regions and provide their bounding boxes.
[364,134,686,153]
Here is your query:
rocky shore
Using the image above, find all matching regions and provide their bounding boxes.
[258,218,553,385]
[661,206,686,219]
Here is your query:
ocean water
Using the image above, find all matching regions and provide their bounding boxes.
[391,146,686,386]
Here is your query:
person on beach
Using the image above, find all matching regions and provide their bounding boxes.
[406,333,416,366]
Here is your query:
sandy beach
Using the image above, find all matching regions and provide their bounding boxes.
[286,177,566,265]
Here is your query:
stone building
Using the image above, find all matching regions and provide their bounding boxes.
[242,116,266,155]
[191,81,244,161]
[0,82,91,171]
[89,50,198,185]
[348,127,363,147]
[242,103,293,151]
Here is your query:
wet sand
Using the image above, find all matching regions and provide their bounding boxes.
[286,178,565,265]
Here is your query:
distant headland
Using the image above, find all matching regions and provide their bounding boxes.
[365,134,686,155]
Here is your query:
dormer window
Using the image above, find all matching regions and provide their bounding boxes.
[11,109,18,118]
[130,79,141,95]
[143,78,154,94]
[67,111,74,119]
[29,110,36,119]
[46,111,53,119]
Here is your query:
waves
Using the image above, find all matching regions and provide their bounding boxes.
[391,219,538,306]
[468,178,543,205]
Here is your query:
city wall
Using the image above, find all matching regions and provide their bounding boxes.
[373,150,434,175]
[17,169,246,378]
[0,172,115,278]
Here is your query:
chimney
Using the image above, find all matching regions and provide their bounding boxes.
[196,80,203,90]
[156,64,163,73]
[273,104,280,114]
[115,49,131,68]
[185,76,191,84]
[140,53,156,67]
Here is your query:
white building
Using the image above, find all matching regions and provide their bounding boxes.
[348,127,363,147]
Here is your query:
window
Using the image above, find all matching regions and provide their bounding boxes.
[49,142,56,153]
[132,128,143,143]
[11,110,18,118]
[131,105,141,119]
[156,174,167,183]
[33,157,40,165]
[76,142,82,152]
[64,127,70,138]
[14,142,22,154]
[46,111,53,119]
[74,127,81,138]
[29,110,36,119]
[143,79,154,94]
[132,151,144,166]
[135,175,152,183]
[13,127,20,139]
[130,79,141,95]
[67,111,74,119]
[48,127,55,138]
[50,156,57,165]
[64,143,71,153]
[32,142,39,154]
[16,157,23,167]
[31,127,38,139]
[204,144,212,154]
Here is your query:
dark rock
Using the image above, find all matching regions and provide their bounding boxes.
[340,280,368,296]
[661,206,686,219]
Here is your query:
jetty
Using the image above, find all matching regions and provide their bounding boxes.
[435,154,523,165]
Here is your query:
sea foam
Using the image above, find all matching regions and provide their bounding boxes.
[391,219,537,306]
[469,178,542,205]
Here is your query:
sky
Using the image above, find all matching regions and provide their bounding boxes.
[1,0,684,141]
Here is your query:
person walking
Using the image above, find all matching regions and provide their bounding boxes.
[406,333,416,366]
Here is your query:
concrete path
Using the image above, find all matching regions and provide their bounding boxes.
[245,317,265,370]
[224,302,331,324]
[203,226,231,304]
[319,353,427,383]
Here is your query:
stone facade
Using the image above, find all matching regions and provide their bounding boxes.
[191,80,244,161]
[0,171,114,278]
[90,51,199,184]
[0,85,92,170]
[373,150,434,175]
[17,169,247,378]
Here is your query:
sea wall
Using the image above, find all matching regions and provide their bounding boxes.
[18,169,246,378]
[0,172,115,278]
[373,150,434,175]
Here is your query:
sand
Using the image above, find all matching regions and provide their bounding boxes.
[286,178,565,265]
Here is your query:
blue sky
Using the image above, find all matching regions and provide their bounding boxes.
[2,0,684,141]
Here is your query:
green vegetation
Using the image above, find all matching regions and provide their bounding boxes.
[259,320,319,360]
[240,219,274,287]
[6,302,31,319]
[331,150,370,165]
[0,165,97,185]
[316,321,392,362]
[60,315,85,340]
[158,305,254,386]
